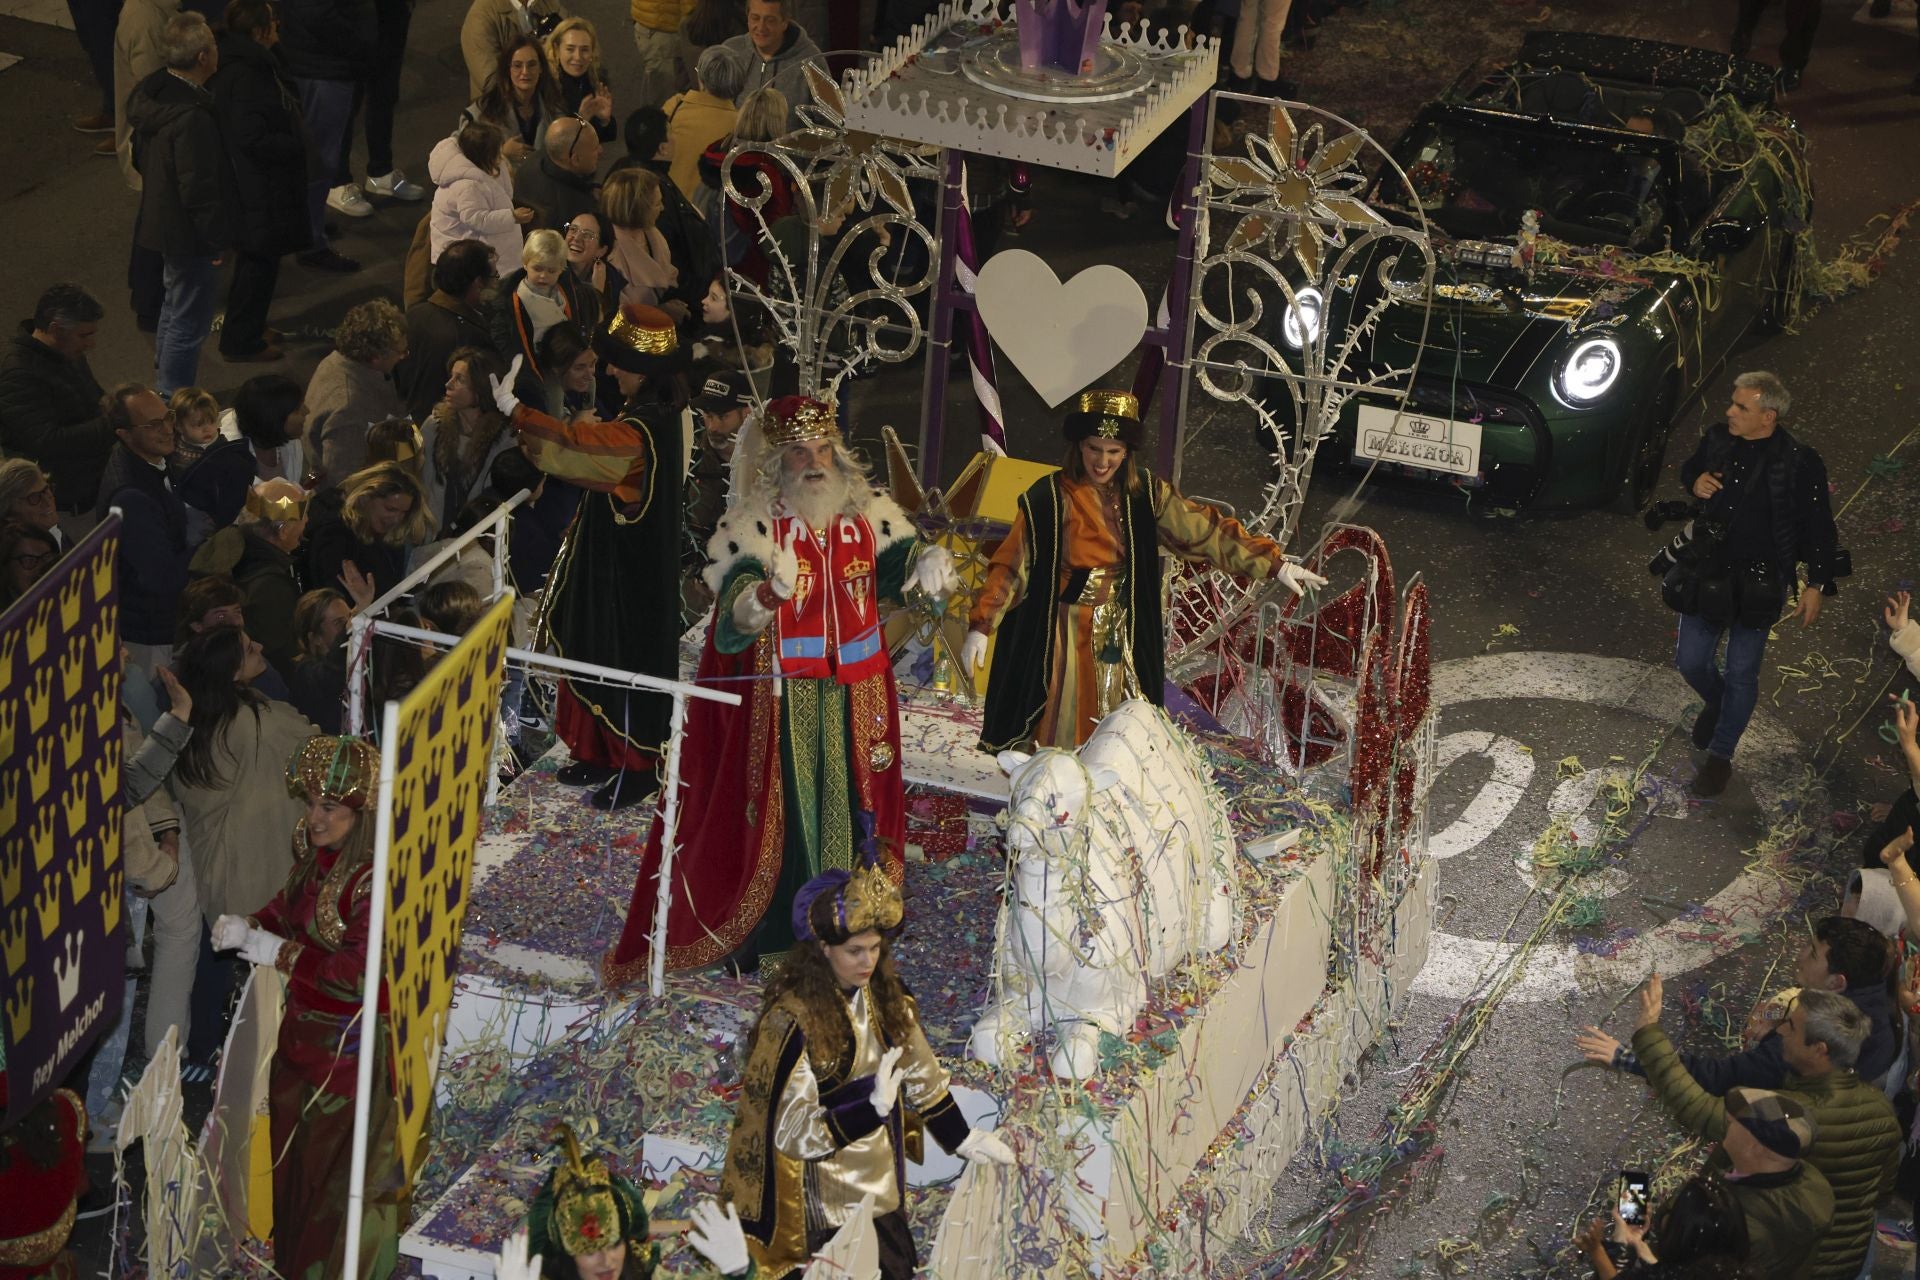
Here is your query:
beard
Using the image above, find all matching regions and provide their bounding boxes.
[781,465,852,531]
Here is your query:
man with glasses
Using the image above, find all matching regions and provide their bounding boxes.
[95,384,192,673]
[0,284,117,527]
[0,459,71,555]
[516,114,604,233]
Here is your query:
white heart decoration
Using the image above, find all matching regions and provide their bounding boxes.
[972,250,1150,408]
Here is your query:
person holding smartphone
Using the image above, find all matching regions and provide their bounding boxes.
[1575,1172,1749,1276]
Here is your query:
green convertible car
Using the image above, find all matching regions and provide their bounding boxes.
[1307,31,1810,510]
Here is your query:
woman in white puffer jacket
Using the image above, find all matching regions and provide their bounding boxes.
[428,120,532,267]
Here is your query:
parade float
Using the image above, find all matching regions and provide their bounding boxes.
[93,2,1451,1275]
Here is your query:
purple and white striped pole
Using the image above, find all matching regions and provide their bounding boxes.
[954,164,1009,457]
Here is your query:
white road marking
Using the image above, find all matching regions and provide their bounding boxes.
[1412,652,1804,1003]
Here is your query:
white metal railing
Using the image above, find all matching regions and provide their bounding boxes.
[343,488,532,734]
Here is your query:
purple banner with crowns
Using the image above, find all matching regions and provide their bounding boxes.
[0,517,124,1128]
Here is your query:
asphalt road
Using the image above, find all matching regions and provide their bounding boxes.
[6,0,1916,1274]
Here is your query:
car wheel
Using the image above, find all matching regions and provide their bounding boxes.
[1620,380,1678,512]
[1755,232,1798,334]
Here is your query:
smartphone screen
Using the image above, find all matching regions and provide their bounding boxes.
[1617,1171,1650,1226]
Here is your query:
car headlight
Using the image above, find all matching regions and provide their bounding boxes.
[1282,287,1324,349]
[1556,337,1622,406]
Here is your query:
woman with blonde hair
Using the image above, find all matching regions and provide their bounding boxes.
[698,85,793,287]
[601,167,683,315]
[304,300,409,488]
[545,16,615,141]
[305,461,435,602]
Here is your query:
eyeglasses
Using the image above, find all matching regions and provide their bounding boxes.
[21,485,53,506]
[562,220,599,242]
[133,409,176,431]
[9,549,54,569]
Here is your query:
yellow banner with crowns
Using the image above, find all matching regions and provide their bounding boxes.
[378,594,513,1177]
[0,518,124,1126]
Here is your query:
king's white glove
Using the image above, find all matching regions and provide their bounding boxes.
[767,522,802,601]
[239,928,287,967]
[686,1200,751,1276]
[960,630,989,676]
[957,1127,1016,1166]
[490,354,525,416]
[908,544,960,599]
[1276,559,1328,598]
[494,1229,544,1280]
[868,1046,905,1119]
[211,914,251,951]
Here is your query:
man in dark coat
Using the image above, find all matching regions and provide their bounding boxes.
[210,0,310,362]
[394,239,499,422]
[1672,371,1845,796]
[277,0,377,273]
[513,116,602,235]
[125,11,233,395]
[611,105,717,315]
[0,284,115,521]
[95,383,192,672]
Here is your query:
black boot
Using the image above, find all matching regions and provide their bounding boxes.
[589,771,654,810]
[556,760,617,787]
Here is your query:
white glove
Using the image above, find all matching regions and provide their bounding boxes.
[1276,559,1328,598]
[767,522,802,601]
[908,544,960,599]
[494,1229,543,1280]
[868,1046,904,1119]
[211,914,251,951]
[957,1127,1016,1166]
[238,928,287,967]
[960,630,989,676]
[490,354,525,416]
[686,1199,751,1276]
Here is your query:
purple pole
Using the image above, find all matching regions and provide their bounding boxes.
[1158,95,1210,478]
[953,180,1008,455]
[918,150,966,489]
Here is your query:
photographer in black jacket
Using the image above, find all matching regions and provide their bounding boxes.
[1666,371,1844,797]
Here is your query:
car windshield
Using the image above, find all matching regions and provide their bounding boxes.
[1375,114,1676,251]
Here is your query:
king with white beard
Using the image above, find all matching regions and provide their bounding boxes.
[604,396,960,981]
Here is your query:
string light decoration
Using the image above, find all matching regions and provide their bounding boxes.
[1163,95,1435,669]
[717,64,944,404]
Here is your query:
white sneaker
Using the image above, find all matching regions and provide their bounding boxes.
[326,183,373,217]
[364,169,426,201]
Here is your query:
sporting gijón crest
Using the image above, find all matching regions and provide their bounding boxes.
[773,514,888,684]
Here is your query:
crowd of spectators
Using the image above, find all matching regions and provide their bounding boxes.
[9,0,1918,1273]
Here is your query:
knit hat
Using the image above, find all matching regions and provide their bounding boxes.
[1726,1086,1816,1159]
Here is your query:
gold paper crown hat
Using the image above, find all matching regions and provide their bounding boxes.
[791,814,903,940]
[245,484,312,523]
[285,735,379,809]
[598,303,689,375]
[1062,388,1144,448]
[761,394,841,449]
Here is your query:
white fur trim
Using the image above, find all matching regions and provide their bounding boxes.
[701,487,917,595]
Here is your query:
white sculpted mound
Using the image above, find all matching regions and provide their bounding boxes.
[970,699,1241,1078]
